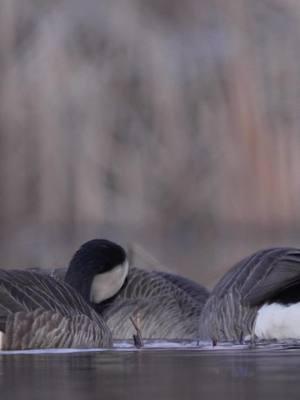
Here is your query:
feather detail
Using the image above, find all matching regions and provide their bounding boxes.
[0,269,112,349]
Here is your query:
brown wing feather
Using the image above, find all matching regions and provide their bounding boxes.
[3,309,108,350]
[0,270,112,348]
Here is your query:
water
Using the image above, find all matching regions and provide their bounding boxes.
[1,342,300,400]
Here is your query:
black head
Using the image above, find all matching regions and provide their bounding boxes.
[65,239,127,301]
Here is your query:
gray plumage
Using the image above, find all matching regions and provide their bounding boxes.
[199,248,300,341]
[102,268,209,339]
[0,270,112,350]
[3,309,107,350]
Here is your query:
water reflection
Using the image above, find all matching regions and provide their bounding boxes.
[1,347,300,400]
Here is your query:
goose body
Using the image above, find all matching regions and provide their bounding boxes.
[0,238,208,348]
[0,270,112,350]
[64,239,209,340]
[199,247,300,342]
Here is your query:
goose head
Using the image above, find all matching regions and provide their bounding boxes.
[65,239,128,304]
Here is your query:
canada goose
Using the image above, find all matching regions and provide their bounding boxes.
[0,269,112,350]
[198,247,300,342]
[64,239,209,339]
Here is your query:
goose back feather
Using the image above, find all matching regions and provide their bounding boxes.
[102,267,209,339]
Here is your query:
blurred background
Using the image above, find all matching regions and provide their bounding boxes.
[0,0,300,288]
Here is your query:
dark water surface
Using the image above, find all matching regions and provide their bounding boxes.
[1,344,300,400]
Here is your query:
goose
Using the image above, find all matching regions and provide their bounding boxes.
[0,269,112,350]
[63,239,209,339]
[198,247,300,342]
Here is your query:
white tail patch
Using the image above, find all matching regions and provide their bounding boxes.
[0,331,4,350]
[255,303,300,339]
[90,260,129,303]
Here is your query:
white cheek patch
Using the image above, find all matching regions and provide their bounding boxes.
[255,302,300,339]
[90,260,129,303]
[0,331,4,350]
